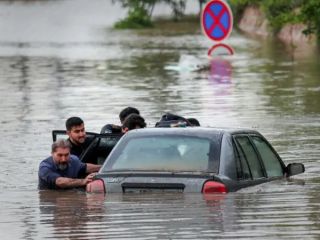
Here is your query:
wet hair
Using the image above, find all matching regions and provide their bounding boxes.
[155,113,192,127]
[51,139,71,152]
[158,112,186,122]
[122,113,146,130]
[65,117,84,131]
[187,118,200,126]
[119,107,140,123]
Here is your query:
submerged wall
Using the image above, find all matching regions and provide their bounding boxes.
[238,6,316,47]
[238,6,269,37]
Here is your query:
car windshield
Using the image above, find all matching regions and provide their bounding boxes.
[103,136,212,172]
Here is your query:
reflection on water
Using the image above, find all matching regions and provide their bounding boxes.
[39,191,106,239]
[38,192,246,239]
[7,187,316,239]
[208,57,232,84]
[0,0,320,239]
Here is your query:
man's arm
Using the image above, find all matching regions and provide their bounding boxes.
[55,173,95,189]
[86,163,101,173]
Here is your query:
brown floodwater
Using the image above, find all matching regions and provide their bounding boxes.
[0,0,320,239]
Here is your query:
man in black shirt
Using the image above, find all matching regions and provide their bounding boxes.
[121,113,146,133]
[100,107,140,134]
[66,117,98,164]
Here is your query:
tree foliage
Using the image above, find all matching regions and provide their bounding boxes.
[112,0,155,29]
[112,0,212,29]
[299,0,320,36]
[113,0,187,29]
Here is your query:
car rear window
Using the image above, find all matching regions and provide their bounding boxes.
[103,136,212,172]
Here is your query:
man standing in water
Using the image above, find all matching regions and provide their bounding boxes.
[38,139,101,190]
[66,116,98,164]
[100,106,140,133]
[121,113,146,133]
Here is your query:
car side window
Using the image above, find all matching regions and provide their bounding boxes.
[233,140,251,180]
[251,136,284,177]
[235,136,265,179]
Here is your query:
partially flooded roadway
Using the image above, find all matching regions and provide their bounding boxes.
[0,0,320,239]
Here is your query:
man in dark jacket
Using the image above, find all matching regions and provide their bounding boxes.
[66,116,98,164]
[121,113,146,133]
[100,106,140,134]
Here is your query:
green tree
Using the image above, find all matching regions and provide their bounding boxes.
[113,0,220,29]
[112,0,156,29]
[164,0,186,21]
[299,0,320,36]
[198,0,208,16]
[112,0,187,29]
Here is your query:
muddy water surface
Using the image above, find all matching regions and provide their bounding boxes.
[0,0,320,239]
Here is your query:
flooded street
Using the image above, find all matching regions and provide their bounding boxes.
[0,0,320,239]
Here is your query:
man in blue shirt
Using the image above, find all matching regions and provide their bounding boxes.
[38,139,101,190]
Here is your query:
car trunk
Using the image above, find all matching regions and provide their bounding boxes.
[97,173,216,193]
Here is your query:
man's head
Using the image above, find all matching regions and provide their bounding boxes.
[119,107,140,124]
[66,117,86,145]
[187,118,200,126]
[51,139,71,171]
[155,113,192,127]
[121,113,146,133]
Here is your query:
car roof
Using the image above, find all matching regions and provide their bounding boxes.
[124,127,261,138]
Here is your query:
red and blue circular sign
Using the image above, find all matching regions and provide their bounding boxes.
[201,0,233,42]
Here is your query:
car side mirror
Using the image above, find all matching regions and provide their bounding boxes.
[286,163,305,177]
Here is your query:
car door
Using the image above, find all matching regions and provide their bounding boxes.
[81,133,123,165]
[52,130,122,164]
[52,130,98,142]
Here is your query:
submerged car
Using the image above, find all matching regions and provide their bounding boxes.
[85,127,305,194]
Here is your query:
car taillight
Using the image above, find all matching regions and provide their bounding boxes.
[86,179,106,194]
[202,181,227,194]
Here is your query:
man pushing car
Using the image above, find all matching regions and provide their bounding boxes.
[38,139,101,190]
